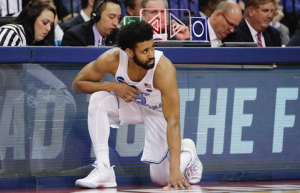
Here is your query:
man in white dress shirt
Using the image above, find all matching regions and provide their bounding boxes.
[208,0,242,47]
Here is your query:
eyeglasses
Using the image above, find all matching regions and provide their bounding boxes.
[221,12,236,29]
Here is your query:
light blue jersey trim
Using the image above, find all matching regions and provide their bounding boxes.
[142,149,169,164]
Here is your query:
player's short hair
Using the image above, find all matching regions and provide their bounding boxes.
[117,21,153,50]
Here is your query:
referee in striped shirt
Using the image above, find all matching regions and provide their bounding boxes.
[0,1,55,46]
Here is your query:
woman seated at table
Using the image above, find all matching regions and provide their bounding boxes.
[0,1,55,46]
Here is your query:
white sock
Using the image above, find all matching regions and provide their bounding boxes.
[93,144,110,168]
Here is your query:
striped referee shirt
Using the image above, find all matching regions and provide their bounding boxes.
[0,24,26,46]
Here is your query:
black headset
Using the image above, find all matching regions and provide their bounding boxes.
[91,0,106,23]
[91,0,120,23]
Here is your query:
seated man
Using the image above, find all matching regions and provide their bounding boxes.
[225,0,282,47]
[208,0,242,47]
[61,0,121,46]
[72,21,203,189]
[124,0,141,16]
[141,0,190,40]
[60,0,95,32]
[269,0,290,45]
[120,0,141,25]
[180,0,226,31]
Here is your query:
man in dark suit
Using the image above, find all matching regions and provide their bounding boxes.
[225,0,281,47]
[61,0,121,46]
[60,0,94,32]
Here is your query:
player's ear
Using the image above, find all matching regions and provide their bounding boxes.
[125,48,134,58]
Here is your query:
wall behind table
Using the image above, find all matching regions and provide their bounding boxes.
[0,47,300,188]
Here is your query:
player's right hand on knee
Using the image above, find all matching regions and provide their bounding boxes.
[113,82,140,103]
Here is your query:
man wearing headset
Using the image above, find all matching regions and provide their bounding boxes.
[61,0,121,46]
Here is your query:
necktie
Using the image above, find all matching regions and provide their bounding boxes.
[217,39,222,47]
[98,37,106,46]
[257,33,262,47]
[98,37,103,46]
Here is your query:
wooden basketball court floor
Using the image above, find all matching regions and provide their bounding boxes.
[1,180,300,193]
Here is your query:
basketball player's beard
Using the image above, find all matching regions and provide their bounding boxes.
[133,55,155,70]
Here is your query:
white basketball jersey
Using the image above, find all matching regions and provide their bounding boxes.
[115,49,169,163]
[115,49,164,111]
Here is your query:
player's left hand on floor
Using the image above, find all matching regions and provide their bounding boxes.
[163,176,191,190]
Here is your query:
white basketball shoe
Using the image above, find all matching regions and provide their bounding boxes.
[75,161,117,188]
[181,138,203,184]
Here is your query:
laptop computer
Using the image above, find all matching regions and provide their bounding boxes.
[154,40,211,47]
[221,42,257,47]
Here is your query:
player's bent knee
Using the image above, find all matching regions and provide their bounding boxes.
[150,167,169,186]
[89,91,111,103]
[150,176,168,187]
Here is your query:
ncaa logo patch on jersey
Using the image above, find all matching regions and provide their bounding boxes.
[117,76,125,82]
